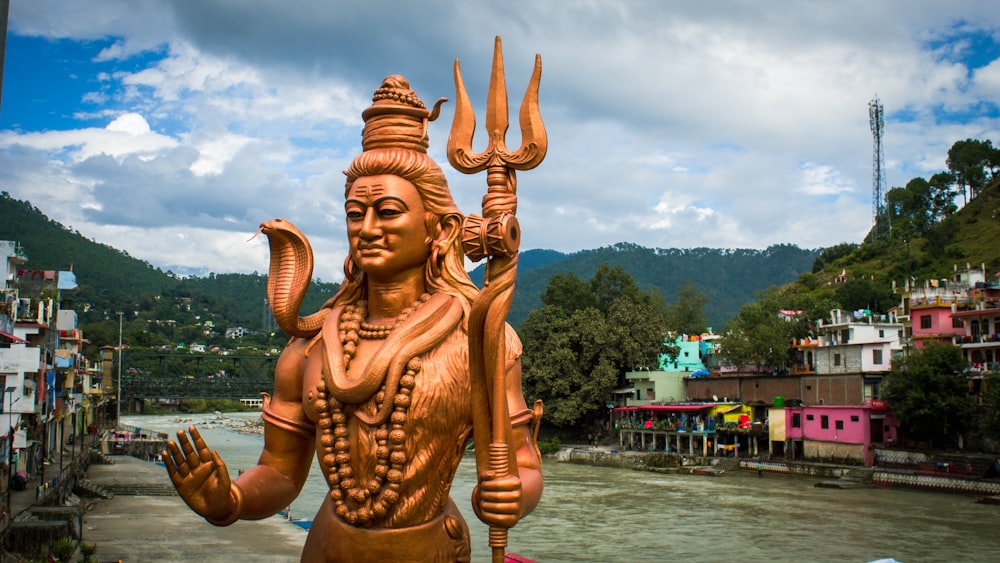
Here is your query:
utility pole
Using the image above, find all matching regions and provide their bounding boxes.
[1,0,9,114]
[117,312,123,429]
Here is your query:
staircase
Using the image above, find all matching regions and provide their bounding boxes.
[714,457,741,472]
[74,479,114,499]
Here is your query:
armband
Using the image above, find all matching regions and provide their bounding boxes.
[262,400,315,439]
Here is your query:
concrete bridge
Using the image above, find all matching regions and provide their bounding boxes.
[119,351,278,410]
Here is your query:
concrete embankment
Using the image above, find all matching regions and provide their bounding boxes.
[559,447,1000,497]
[79,456,306,563]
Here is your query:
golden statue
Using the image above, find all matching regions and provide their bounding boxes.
[164,38,546,562]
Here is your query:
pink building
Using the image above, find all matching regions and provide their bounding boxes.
[779,404,899,464]
[909,298,966,350]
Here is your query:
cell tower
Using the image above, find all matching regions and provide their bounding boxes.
[869,95,888,239]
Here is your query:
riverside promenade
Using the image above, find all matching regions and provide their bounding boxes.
[4,445,306,562]
[80,456,306,563]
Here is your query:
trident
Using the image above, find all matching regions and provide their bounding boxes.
[448,36,547,563]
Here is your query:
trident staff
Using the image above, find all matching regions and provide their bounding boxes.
[447,36,547,562]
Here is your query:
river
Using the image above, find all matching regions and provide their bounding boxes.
[123,414,999,562]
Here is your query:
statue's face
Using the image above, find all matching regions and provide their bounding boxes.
[346,174,430,281]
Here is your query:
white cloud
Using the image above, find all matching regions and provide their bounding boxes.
[188,133,255,176]
[2,0,999,282]
[0,112,179,163]
[798,163,858,197]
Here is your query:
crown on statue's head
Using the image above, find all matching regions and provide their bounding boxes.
[360,75,445,153]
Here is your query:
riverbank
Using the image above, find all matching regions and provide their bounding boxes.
[9,429,998,562]
[79,456,306,563]
[559,445,1000,497]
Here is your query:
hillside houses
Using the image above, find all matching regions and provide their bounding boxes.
[617,265,998,465]
[1,240,110,505]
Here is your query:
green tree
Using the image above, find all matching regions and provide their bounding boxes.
[718,288,819,374]
[946,138,999,204]
[588,264,643,313]
[881,342,974,448]
[719,299,795,373]
[811,242,858,273]
[834,278,895,314]
[541,272,596,313]
[521,306,617,427]
[521,266,668,429]
[664,280,708,335]
[607,296,669,372]
[979,371,1000,443]
[927,171,958,221]
[886,178,932,239]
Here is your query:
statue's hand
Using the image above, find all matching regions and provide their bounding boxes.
[472,472,523,529]
[163,426,239,524]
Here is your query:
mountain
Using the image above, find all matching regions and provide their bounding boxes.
[0,192,338,353]
[472,243,820,329]
[1,191,819,349]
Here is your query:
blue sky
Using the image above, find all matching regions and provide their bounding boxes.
[2,1,999,282]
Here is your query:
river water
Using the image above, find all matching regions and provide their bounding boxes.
[123,413,999,562]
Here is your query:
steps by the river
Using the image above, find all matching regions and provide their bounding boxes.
[83,455,179,497]
[74,478,114,499]
[102,481,178,496]
[714,457,741,472]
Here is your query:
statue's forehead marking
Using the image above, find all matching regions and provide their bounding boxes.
[350,181,386,200]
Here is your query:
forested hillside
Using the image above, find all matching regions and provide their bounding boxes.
[484,243,820,329]
[0,192,339,353]
[2,191,820,352]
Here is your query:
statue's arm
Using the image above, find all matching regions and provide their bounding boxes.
[231,337,316,520]
[506,355,543,519]
[472,326,544,528]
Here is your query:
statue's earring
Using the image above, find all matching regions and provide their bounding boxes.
[430,244,443,279]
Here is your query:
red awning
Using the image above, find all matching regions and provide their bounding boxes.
[614,404,715,413]
[0,330,27,344]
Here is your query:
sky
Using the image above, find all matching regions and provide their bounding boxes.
[1,1,999,283]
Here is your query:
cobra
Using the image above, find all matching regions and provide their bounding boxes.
[259,218,329,338]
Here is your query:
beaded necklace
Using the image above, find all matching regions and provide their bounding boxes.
[310,294,429,526]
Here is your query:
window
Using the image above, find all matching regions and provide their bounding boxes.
[835,420,844,430]
[821,415,829,429]
[806,414,814,421]
[879,329,885,338]
[792,413,801,428]
[953,318,964,329]
[850,415,859,422]
[873,349,883,364]
[840,329,850,343]
[834,353,841,367]
[920,315,932,329]
[864,382,881,401]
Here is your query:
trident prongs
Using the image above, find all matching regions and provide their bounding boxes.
[447,36,547,175]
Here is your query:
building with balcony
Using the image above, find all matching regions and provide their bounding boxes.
[622,334,714,407]
[1,241,106,497]
[950,275,1000,402]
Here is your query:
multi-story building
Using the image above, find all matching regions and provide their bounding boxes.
[1,240,41,495]
[682,307,904,463]
[950,273,1000,373]
[622,334,713,406]
[893,264,999,395]
[1,240,104,498]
